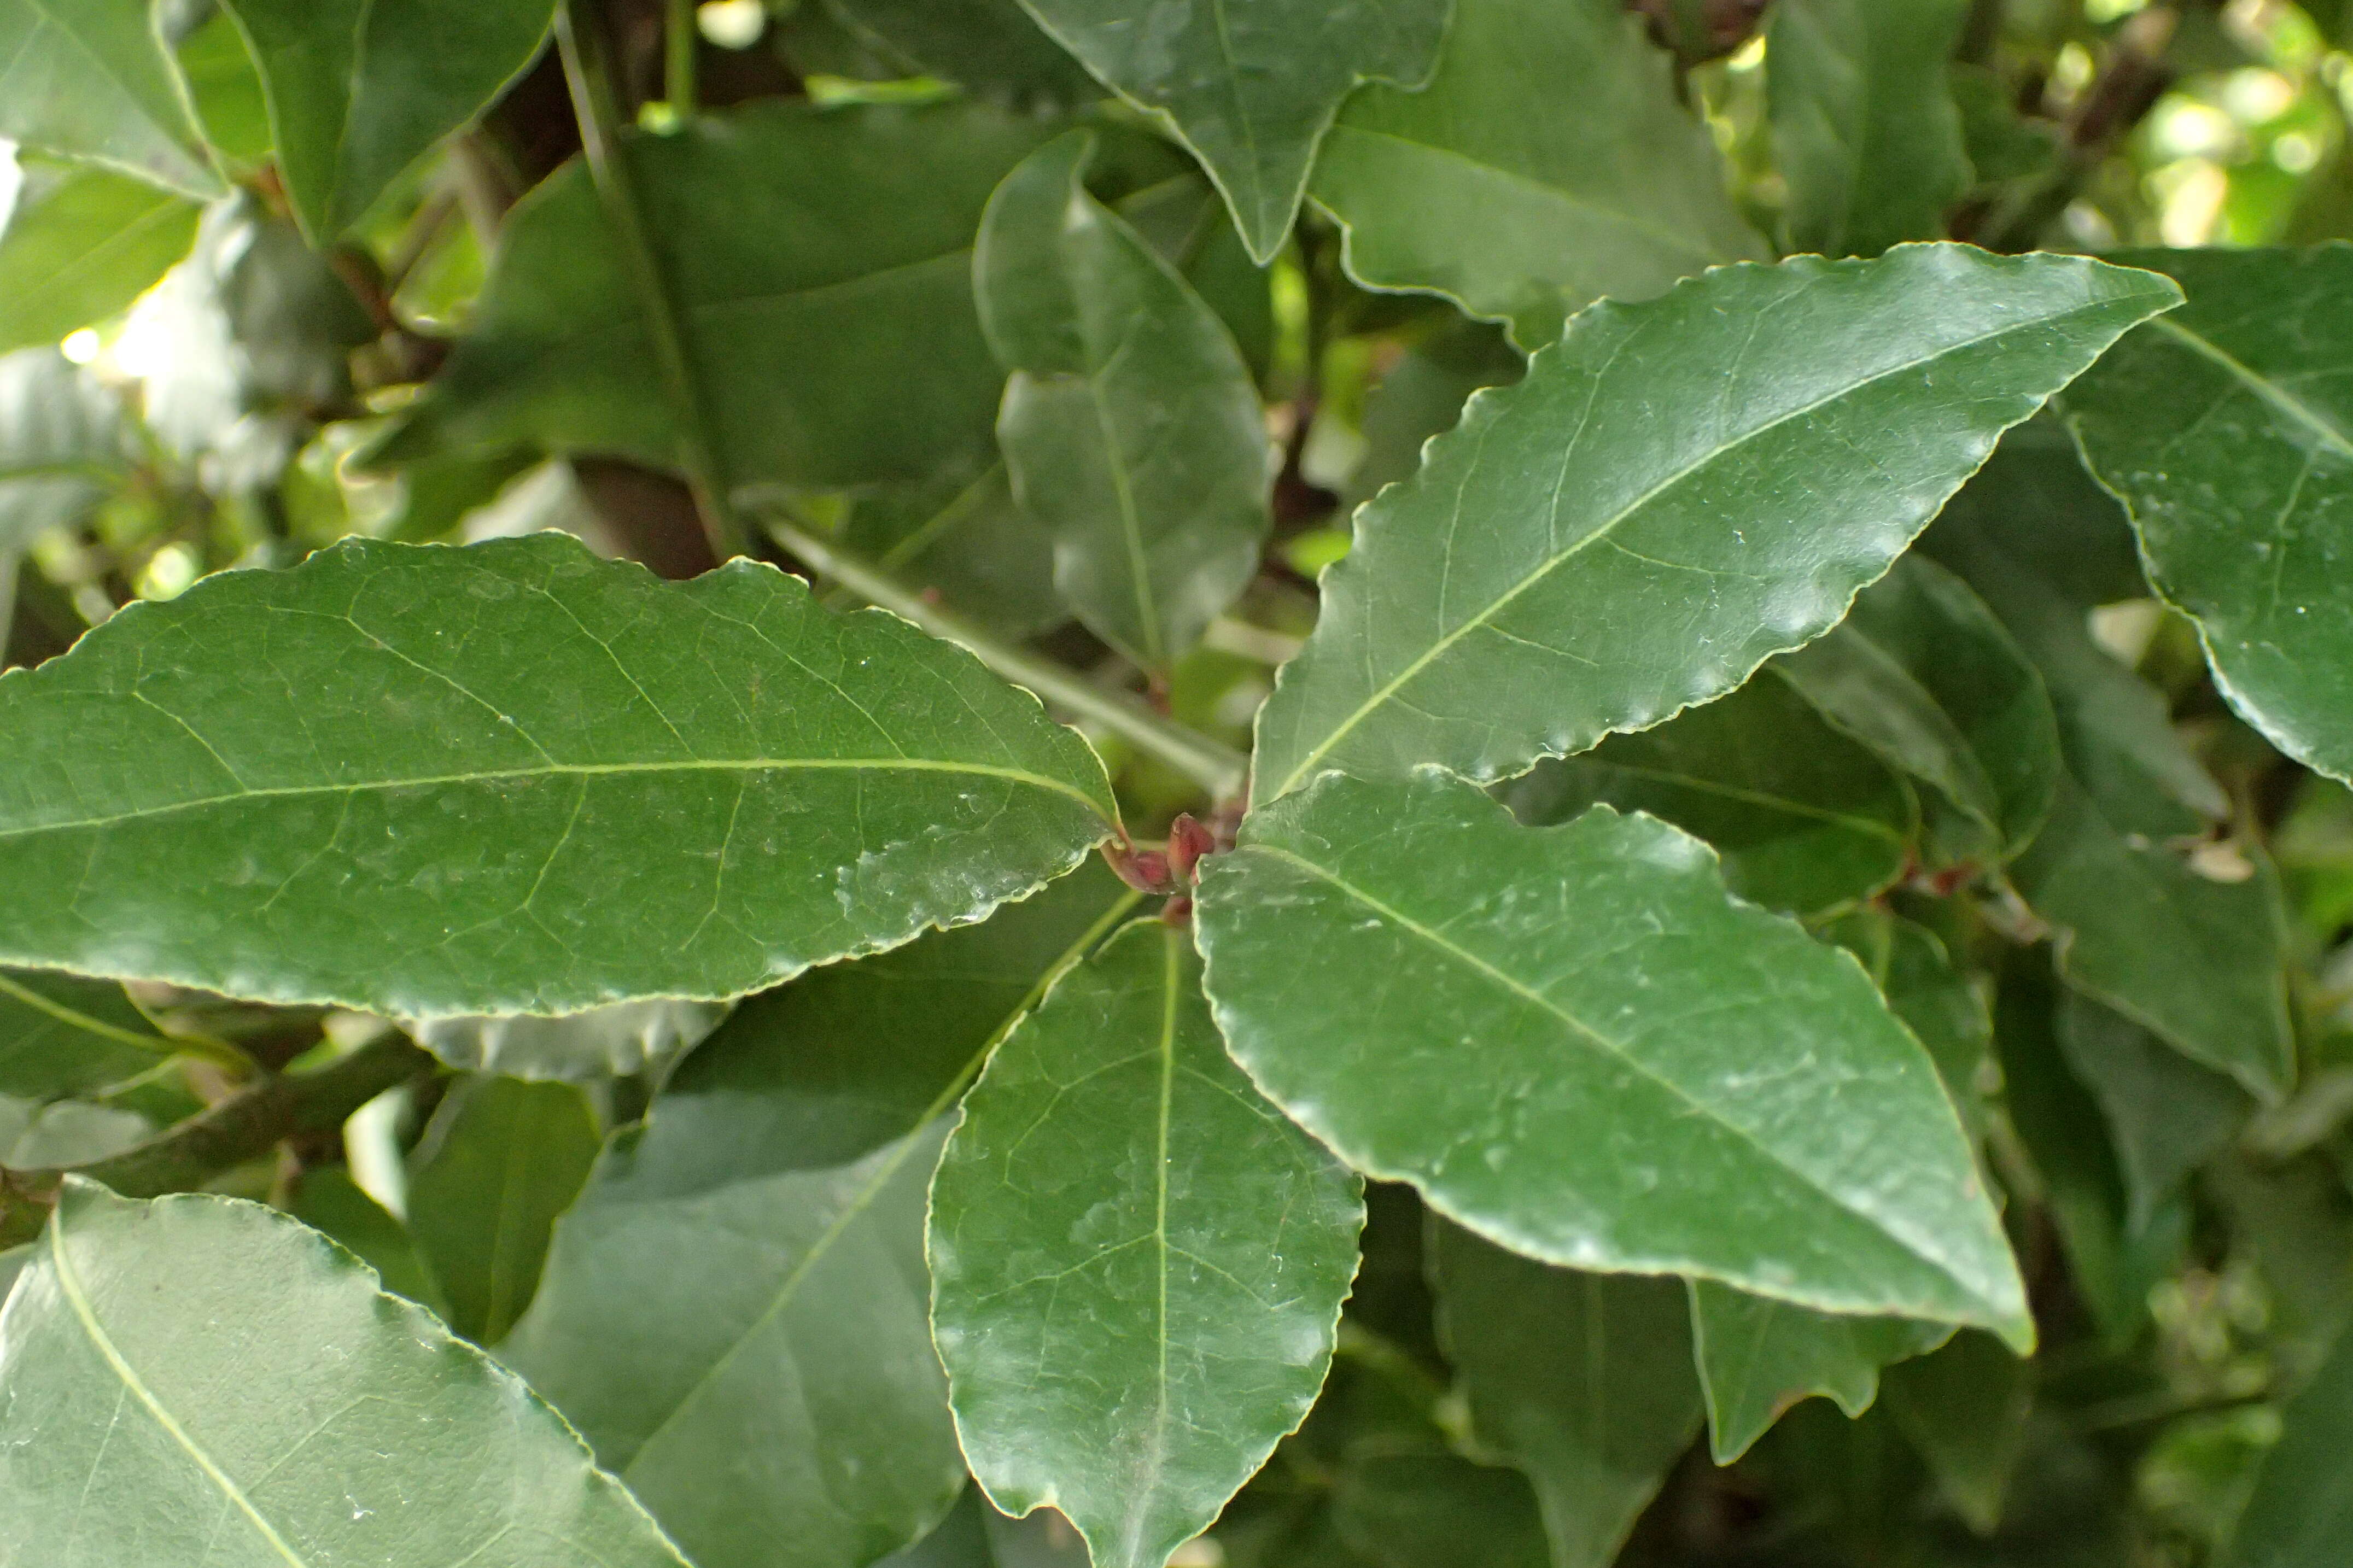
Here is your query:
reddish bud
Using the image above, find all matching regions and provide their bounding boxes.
[1167,814,1217,885]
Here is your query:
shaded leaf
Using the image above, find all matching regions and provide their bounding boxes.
[219,0,554,241]
[1776,553,2060,862]
[843,462,1065,641]
[826,0,1098,107]
[0,533,1116,1017]
[1432,1223,1702,1568]
[0,968,172,1102]
[1687,1281,1949,1464]
[932,919,1361,1568]
[2064,246,2353,785]
[406,1075,599,1345]
[368,100,1059,491]
[0,156,198,353]
[2056,990,2249,1234]
[1310,0,1766,350]
[1113,171,1275,384]
[1014,0,1451,262]
[1332,1450,1551,1568]
[0,0,223,196]
[1194,770,2029,1336]
[409,999,728,1084]
[0,1180,686,1566]
[1341,318,1523,510]
[288,1164,446,1315]
[0,347,128,549]
[1248,247,2180,810]
[1819,910,1993,1144]
[2225,1328,2353,1567]
[1881,1331,2035,1535]
[504,868,1134,1568]
[1502,670,1916,916]
[1767,0,1972,258]
[977,132,1271,671]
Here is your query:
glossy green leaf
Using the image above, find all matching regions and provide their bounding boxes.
[0,967,171,1101]
[1687,1282,1949,1464]
[1879,1331,2034,1535]
[0,347,128,549]
[1502,670,1915,916]
[1248,247,2180,810]
[1777,552,2060,861]
[1013,0,1449,262]
[0,0,223,197]
[2013,779,2294,1101]
[2064,246,2353,785]
[1767,0,1972,258]
[504,868,1135,1568]
[1195,770,2030,1337]
[2056,990,2248,1234]
[1309,0,1766,350]
[976,132,1271,671]
[406,1075,599,1345]
[218,0,553,241]
[0,157,198,353]
[2226,1320,2353,1567]
[932,919,1360,1568]
[288,1165,446,1315]
[826,0,1098,106]
[1113,171,1274,384]
[0,533,1117,1017]
[1819,910,1993,1144]
[1431,1223,1701,1568]
[410,999,729,1083]
[0,1180,687,1566]
[367,101,1059,491]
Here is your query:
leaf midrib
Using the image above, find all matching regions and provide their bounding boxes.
[1265,289,2157,802]
[2145,315,2353,463]
[0,754,1110,843]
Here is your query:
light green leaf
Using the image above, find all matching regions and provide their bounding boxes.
[2014,778,2294,1102]
[177,5,273,169]
[1686,1281,1949,1464]
[1247,247,2180,810]
[504,868,1136,1568]
[0,347,128,549]
[2065,245,2353,786]
[1502,670,1916,917]
[1767,0,1972,258]
[1819,910,1993,1144]
[218,0,553,241]
[1431,1223,1701,1568]
[409,999,729,1083]
[1309,0,1766,350]
[0,1180,687,1566]
[932,919,1362,1568]
[0,533,1117,1017]
[976,132,1271,672]
[367,100,1060,491]
[1013,0,1450,263]
[406,1075,599,1345]
[0,968,172,1101]
[0,156,198,353]
[1194,770,2030,1338]
[0,1091,150,1165]
[1879,1330,2034,1535]
[0,0,223,197]
[2056,990,2248,1234]
[1776,553,2060,861]
[2226,1320,2353,1567]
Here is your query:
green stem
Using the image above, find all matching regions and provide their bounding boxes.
[0,971,255,1077]
[761,514,1251,801]
[664,0,698,114]
[555,0,746,560]
[0,1034,436,1247]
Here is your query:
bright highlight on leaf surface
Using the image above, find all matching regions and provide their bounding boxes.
[0,533,1116,1018]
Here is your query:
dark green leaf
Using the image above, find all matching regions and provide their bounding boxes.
[0,157,198,353]
[1340,318,1522,510]
[1766,0,1972,257]
[405,1075,599,1345]
[1818,910,1993,1144]
[1013,0,1451,262]
[409,999,728,1083]
[976,132,1271,671]
[2013,779,2294,1101]
[2056,991,2248,1234]
[826,0,1098,107]
[1310,0,1766,350]
[368,101,1060,491]
[1880,1331,2035,1535]
[287,1165,446,1314]
[1195,770,2029,1337]
[1687,1281,1948,1464]
[2226,1322,2353,1567]
[2064,245,2353,785]
[0,533,1117,1017]
[1950,65,2058,187]
[842,462,1065,640]
[0,0,223,196]
[1776,553,2060,862]
[1248,248,2180,810]
[376,447,538,544]
[1502,670,1916,916]
[0,347,128,549]
[0,968,172,1101]
[1332,1452,1551,1568]
[932,919,1362,1568]
[1114,172,1274,384]
[504,869,1135,1568]
[218,0,553,240]
[0,1181,687,1565]
[1432,1223,1701,1568]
